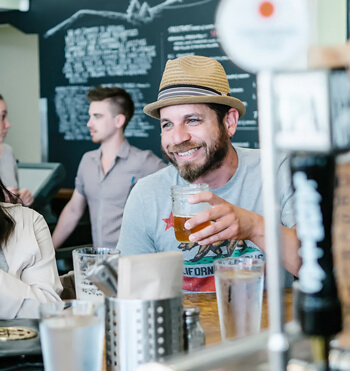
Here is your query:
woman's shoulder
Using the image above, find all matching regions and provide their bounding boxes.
[2,143,14,154]
[1,204,48,246]
[0,144,15,160]
[0,203,41,222]
[0,202,22,211]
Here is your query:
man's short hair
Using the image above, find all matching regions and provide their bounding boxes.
[0,94,4,101]
[88,86,134,131]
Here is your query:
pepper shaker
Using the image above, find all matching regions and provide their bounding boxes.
[183,306,205,352]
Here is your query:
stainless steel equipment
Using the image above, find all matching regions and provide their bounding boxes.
[105,295,184,371]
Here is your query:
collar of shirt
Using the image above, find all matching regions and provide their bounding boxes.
[92,138,131,162]
[92,139,131,178]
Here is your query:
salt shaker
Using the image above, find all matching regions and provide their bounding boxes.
[183,306,205,351]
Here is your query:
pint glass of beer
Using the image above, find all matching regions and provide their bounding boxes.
[171,184,211,242]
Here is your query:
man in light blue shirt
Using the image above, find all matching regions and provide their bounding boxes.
[117,56,300,292]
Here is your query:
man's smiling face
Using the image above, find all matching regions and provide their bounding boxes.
[160,103,230,182]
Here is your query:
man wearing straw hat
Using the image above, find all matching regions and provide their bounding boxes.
[117,55,300,292]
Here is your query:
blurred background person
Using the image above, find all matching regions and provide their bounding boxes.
[52,86,166,249]
[0,178,62,319]
[0,94,33,206]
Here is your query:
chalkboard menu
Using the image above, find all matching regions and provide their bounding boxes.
[0,0,258,188]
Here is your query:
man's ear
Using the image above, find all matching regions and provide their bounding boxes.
[225,108,239,138]
[115,114,126,129]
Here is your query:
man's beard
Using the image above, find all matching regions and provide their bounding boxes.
[161,124,230,183]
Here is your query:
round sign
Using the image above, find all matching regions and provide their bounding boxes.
[215,0,309,73]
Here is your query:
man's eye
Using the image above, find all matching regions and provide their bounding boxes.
[161,122,172,130]
[188,118,199,124]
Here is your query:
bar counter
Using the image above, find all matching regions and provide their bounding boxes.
[102,289,294,371]
[184,288,293,345]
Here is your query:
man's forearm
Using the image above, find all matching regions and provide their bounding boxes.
[250,215,301,277]
[52,206,82,249]
[280,226,301,277]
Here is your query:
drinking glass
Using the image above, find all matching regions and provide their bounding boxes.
[214,257,265,341]
[73,247,120,302]
[39,300,105,371]
[171,183,211,242]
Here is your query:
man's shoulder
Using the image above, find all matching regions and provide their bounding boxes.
[128,144,162,161]
[127,144,167,173]
[133,165,175,189]
[81,148,99,159]
[234,145,289,171]
[234,145,260,156]
[234,145,261,167]
[78,149,99,165]
[75,150,100,179]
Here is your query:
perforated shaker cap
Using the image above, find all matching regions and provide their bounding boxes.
[183,306,200,318]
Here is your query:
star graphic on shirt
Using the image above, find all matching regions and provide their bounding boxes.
[163,212,174,231]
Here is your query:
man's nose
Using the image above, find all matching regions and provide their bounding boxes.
[5,119,11,129]
[172,124,191,144]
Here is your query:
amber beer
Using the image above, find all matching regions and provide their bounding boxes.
[173,215,211,242]
[171,183,211,242]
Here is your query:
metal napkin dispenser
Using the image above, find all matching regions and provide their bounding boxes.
[273,69,350,154]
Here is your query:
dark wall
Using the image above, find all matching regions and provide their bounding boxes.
[0,0,258,188]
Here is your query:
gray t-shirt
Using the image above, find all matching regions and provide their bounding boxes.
[0,144,18,188]
[75,139,166,248]
[117,146,296,291]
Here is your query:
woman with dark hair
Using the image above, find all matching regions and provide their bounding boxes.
[0,179,62,319]
[0,94,33,206]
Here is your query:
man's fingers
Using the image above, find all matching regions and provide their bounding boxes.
[189,218,228,243]
[188,192,220,205]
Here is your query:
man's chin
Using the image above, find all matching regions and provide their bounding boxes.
[177,164,204,183]
[163,154,204,181]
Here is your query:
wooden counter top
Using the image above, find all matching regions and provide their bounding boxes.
[184,288,293,345]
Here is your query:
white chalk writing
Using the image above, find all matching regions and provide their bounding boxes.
[63,25,156,83]
[293,171,326,294]
[55,83,155,140]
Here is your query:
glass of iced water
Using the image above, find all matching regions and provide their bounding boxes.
[214,257,265,342]
[73,247,120,302]
[39,300,105,371]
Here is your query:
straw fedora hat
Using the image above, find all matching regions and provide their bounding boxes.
[144,55,246,119]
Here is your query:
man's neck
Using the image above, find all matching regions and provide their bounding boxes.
[100,134,124,174]
[100,134,124,158]
[195,146,238,190]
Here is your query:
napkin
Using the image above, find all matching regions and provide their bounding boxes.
[117,251,184,300]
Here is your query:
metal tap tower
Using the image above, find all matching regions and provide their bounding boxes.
[216,1,310,369]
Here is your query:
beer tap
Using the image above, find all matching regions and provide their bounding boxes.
[272,66,350,369]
